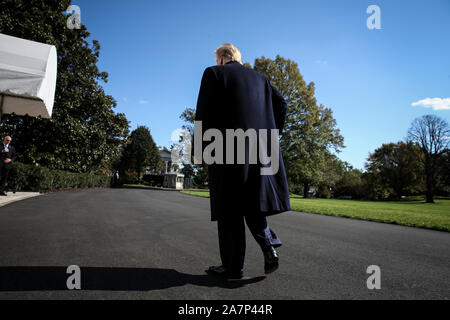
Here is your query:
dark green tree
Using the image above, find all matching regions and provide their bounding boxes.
[121,126,162,179]
[436,149,449,195]
[0,0,129,173]
[316,153,346,198]
[408,115,449,203]
[179,107,208,187]
[365,141,424,199]
[251,55,344,197]
[179,108,195,136]
[181,163,194,178]
[334,165,367,199]
[193,166,209,188]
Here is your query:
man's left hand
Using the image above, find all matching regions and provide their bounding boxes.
[3,158,11,164]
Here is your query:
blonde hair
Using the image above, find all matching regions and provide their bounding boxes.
[214,43,243,64]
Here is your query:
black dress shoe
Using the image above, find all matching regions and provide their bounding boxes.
[263,247,279,274]
[206,265,243,279]
[0,191,7,196]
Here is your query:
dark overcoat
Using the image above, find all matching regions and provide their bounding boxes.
[0,144,16,169]
[194,61,291,221]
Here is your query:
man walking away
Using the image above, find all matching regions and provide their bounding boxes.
[194,44,291,279]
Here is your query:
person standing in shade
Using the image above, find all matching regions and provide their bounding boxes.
[194,44,291,279]
[0,136,17,196]
[113,170,120,187]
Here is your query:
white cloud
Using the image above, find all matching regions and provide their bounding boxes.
[411,97,450,111]
[139,100,149,105]
[315,60,328,65]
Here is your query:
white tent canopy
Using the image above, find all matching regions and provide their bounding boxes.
[0,33,57,119]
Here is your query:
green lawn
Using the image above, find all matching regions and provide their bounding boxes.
[180,190,450,232]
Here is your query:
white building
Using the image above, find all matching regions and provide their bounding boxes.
[158,146,172,174]
[157,146,185,190]
[163,172,185,190]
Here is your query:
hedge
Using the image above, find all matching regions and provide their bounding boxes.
[8,162,112,192]
[142,174,164,187]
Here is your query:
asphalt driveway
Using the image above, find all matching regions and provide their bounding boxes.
[0,189,448,299]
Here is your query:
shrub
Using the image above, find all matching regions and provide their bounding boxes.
[143,174,164,187]
[9,162,111,192]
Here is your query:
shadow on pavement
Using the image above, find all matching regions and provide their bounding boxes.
[0,266,266,291]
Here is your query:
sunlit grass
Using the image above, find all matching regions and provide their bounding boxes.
[180,190,450,232]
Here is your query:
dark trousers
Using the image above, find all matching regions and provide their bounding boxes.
[217,214,282,272]
[0,163,11,193]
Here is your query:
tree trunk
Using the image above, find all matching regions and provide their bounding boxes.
[396,187,404,201]
[303,182,309,198]
[425,190,434,203]
[425,162,434,203]
[425,173,434,203]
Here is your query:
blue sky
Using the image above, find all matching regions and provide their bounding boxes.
[74,0,450,170]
